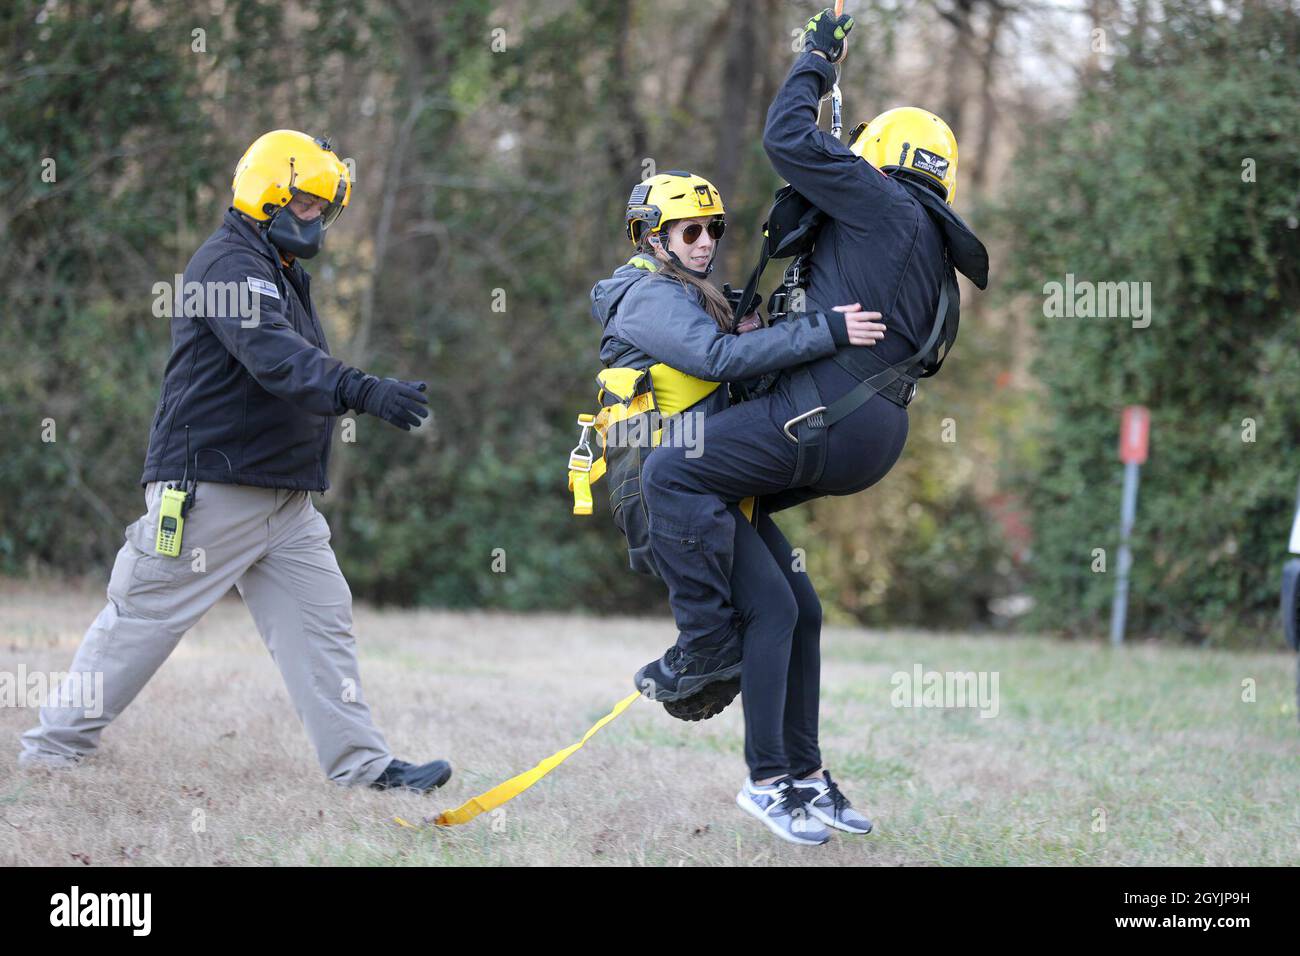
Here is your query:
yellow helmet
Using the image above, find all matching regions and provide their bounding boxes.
[848,107,959,204]
[625,171,725,244]
[231,130,351,227]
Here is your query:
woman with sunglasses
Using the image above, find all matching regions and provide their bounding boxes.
[591,170,885,844]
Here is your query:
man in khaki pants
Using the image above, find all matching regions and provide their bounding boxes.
[19,130,450,793]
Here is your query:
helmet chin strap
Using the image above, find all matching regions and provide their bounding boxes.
[667,250,714,278]
[651,232,715,277]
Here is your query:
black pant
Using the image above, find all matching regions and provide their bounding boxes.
[729,503,823,780]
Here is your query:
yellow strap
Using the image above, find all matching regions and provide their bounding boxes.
[422,691,643,827]
[600,391,656,427]
[569,467,593,515]
[568,455,608,514]
[740,496,755,522]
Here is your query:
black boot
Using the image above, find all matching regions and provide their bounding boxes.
[369,758,453,793]
[634,628,743,702]
[663,676,741,721]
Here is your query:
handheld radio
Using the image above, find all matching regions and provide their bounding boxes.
[155,486,189,556]
[155,426,196,557]
[153,425,230,558]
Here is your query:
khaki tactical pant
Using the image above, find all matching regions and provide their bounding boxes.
[18,480,393,786]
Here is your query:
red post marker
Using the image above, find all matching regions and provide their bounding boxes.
[1112,405,1150,644]
[1119,405,1150,465]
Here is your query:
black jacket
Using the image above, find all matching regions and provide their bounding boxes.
[140,209,357,492]
[762,52,988,400]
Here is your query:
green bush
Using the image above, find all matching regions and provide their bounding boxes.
[1001,5,1300,645]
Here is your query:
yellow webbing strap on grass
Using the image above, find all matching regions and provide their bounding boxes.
[395,691,643,829]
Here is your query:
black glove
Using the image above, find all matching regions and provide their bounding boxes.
[340,369,430,431]
[802,7,854,63]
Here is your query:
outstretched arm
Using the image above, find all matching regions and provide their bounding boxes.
[614,278,847,382]
[762,51,897,222]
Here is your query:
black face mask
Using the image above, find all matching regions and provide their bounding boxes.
[266,206,324,259]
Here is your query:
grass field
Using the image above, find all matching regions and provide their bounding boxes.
[2,579,1298,866]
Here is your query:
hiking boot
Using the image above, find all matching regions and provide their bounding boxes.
[792,770,873,834]
[369,758,453,793]
[735,776,830,846]
[634,631,743,702]
[662,676,741,721]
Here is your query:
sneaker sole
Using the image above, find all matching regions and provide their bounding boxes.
[635,661,744,702]
[735,791,830,846]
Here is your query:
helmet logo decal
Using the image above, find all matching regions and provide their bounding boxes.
[694,184,715,209]
[911,147,950,179]
[628,183,652,205]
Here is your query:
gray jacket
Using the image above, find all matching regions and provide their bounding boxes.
[591,257,841,413]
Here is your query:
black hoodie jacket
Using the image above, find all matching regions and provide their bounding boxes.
[140,209,359,492]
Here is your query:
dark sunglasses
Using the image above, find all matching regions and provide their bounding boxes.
[677,219,726,244]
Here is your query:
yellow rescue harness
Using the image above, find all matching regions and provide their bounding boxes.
[569,257,754,526]
[567,363,755,524]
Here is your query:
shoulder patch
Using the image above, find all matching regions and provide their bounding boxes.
[246,276,281,300]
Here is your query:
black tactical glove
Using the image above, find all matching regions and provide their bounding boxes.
[802,7,854,63]
[662,677,742,722]
[339,369,430,431]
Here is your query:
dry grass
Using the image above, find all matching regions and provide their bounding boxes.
[2,578,1298,866]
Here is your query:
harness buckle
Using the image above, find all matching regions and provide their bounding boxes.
[782,405,827,443]
[785,260,803,291]
[569,414,595,471]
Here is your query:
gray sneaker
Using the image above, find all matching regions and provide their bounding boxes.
[736,776,831,846]
[793,771,873,834]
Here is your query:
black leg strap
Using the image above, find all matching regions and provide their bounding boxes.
[785,366,830,487]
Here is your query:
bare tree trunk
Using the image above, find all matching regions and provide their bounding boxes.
[325,93,426,556]
[713,10,758,204]
[971,2,1006,194]
[604,0,648,181]
[940,0,976,143]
